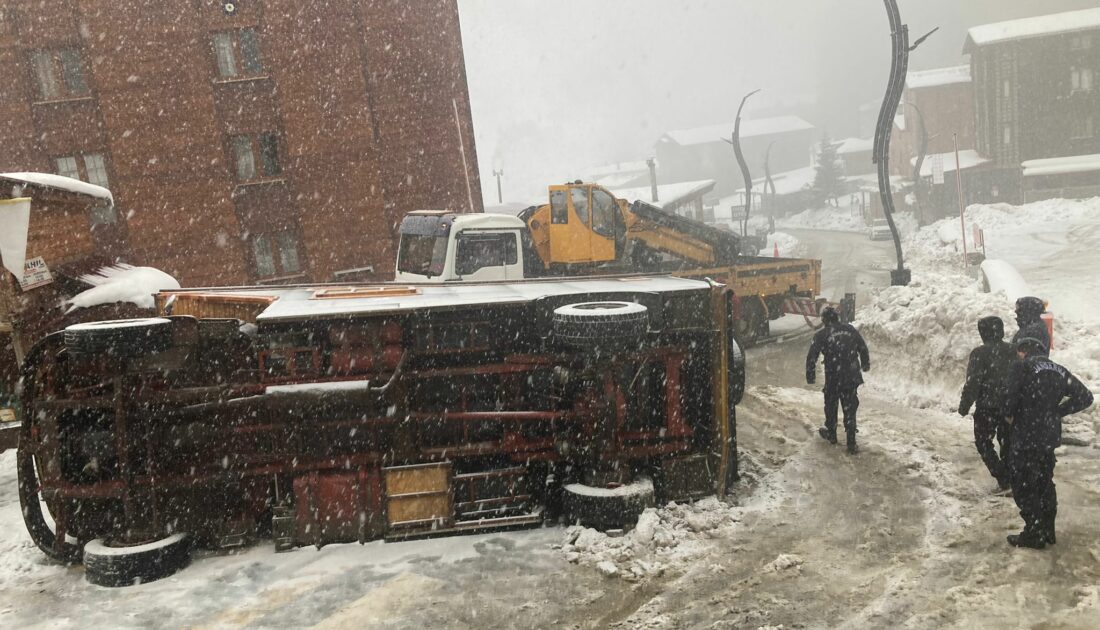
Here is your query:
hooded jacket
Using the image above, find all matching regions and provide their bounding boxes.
[1005,352,1093,451]
[806,322,870,390]
[1010,297,1050,356]
[959,316,1017,414]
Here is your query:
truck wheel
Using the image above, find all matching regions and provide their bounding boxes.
[728,336,746,406]
[84,534,191,587]
[552,302,647,349]
[563,477,655,530]
[64,318,173,357]
[17,449,84,564]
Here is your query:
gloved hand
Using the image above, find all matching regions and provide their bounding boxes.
[806,372,815,385]
[958,404,969,417]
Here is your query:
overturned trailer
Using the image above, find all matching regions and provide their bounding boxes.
[18,275,745,585]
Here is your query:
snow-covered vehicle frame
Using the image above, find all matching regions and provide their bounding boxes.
[17,275,744,585]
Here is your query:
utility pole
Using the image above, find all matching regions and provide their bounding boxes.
[492,169,504,204]
[872,0,937,286]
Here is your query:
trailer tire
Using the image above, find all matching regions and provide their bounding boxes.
[84,534,191,587]
[552,302,647,350]
[563,477,655,530]
[64,318,173,357]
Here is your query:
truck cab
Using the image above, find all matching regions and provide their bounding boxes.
[395,210,528,282]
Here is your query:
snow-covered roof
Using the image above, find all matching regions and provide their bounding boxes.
[588,160,651,178]
[609,179,716,209]
[0,172,114,205]
[1022,153,1100,178]
[836,138,874,155]
[966,8,1100,49]
[66,264,181,313]
[662,116,814,147]
[911,150,991,178]
[906,65,971,90]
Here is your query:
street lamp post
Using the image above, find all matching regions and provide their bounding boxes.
[873,0,937,286]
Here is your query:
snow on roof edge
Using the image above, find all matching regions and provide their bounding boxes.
[663,116,814,147]
[0,172,114,204]
[967,8,1100,49]
[1022,153,1100,178]
[906,65,971,90]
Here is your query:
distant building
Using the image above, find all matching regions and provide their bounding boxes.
[0,1,481,287]
[655,116,815,199]
[587,160,652,190]
[609,179,716,223]
[965,8,1100,202]
[890,65,977,181]
[836,138,875,176]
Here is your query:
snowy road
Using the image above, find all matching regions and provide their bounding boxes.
[4,226,1099,628]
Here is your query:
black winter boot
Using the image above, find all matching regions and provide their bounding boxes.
[846,433,858,455]
[1007,532,1046,549]
[818,427,837,444]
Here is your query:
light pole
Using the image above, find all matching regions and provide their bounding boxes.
[723,89,761,236]
[492,169,504,204]
[872,0,937,286]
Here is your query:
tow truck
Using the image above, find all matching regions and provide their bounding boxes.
[396,182,850,342]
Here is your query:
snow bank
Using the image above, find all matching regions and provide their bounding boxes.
[757,231,805,258]
[980,259,1031,303]
[560,497,744,581]
[65,264,180,313]
[778,207,865,233]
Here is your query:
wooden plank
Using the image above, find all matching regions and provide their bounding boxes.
[383,462,450,496]
[387,495,452,527]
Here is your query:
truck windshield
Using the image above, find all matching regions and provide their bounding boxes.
[398,234,448,276]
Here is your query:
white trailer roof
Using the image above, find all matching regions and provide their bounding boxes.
[167,275,712,324]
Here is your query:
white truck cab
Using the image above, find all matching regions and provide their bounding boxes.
[395,211,528,282]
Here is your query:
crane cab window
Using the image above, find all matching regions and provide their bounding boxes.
[591,188,616,236]
[571,187,590,226]
[455,232,518,276]
[551,190,568,224]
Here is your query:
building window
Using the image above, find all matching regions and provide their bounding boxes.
[213,28,264,79]
[252,231,302,278]
[54,152,109,188]
[1002,126,1012,146]
[1071,66,1094,92]
[1070,35,1093,51]
[1072,114,1095,140]
[30,48,90,100]
[1002,79,1011,99]
[54,152,115,224]
[232,133,281,181]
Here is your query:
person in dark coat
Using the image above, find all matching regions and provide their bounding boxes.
[958,316,1016,491]
[806,307,870,454]
[1010,296,1050,356]
[1003,337,1093,549]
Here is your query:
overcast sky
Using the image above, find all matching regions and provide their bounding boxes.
[457,0,1097,205]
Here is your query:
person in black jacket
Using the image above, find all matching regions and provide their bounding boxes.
[1003,337,1093,549]
[806,307,870,454]
[958,316,1016,491]
[1010,296,1050,356]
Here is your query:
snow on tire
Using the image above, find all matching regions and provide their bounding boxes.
[552,301,648,350]
[83,533,192,587]
[563,477,655,530]
[64,318,173,357]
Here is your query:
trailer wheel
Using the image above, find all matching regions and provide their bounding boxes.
[17,450,84,564]
[563,477,655,530]
[84,534,192,587]
[552,302,647,349]
[64,318,173,357]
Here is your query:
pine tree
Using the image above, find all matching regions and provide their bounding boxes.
[811,134,845,208]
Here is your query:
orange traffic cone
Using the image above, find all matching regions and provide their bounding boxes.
[773,242,779,258]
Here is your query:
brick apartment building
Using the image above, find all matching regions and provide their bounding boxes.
[0,0,482,287]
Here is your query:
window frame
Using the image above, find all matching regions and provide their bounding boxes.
[251,230,304,279]
[29,47,90,101]
[231,132,282,182]
[212,27,265,80]
[454,232,518,277]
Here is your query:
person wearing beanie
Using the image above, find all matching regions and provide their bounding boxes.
[1002,337,1093,549]
[806,306,870,454]
[1010,296,1050,357]
[959,316,1016,493]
